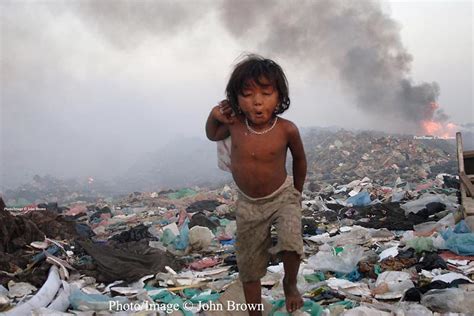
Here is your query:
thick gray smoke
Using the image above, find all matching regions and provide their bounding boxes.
[75,0,207,49]
[219,0,445,131]
[75,0,446,130]
[3,0,466,191]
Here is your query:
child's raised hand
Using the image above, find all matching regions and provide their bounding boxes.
[211,100,235,125]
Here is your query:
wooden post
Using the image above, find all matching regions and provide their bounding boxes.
[456,132,465,173]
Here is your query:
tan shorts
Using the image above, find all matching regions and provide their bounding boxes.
[235,177,304,282]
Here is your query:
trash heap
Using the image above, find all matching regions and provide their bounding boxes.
[2,131,473,315]
[304,129,457,187]
[3,175,110,207]
[2,173,473,315]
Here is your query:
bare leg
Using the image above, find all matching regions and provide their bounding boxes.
[242,280,263,316]
[281,251,304,313]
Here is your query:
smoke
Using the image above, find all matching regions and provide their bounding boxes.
[2,0,467,191]
[74,0,209,49]
[219,0,445,131]
[9,0,445,130]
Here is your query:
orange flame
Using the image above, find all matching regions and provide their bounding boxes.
[420,102,458,138]
[421,120,458,138]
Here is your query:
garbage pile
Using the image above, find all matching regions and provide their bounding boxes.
[2,131,473,315]
[303,129,457,187]
[2,171,473,315]
[2,175,113,207]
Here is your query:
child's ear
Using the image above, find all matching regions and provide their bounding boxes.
[275,103,282,113]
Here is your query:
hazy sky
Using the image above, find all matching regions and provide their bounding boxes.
[1,0,472,189]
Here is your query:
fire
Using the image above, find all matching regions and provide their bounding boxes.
[419,102,458,138]
[421,120,458,138]
[422,121,441,134]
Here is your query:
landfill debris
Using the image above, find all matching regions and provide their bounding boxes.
[372,271,414,299]
[1,130,472,315]
[7,281,37,298]
[189,226,215,251]
[308,244,364,274]
[421,287,474,313]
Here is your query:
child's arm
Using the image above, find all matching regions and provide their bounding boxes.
[287,123,307,192]
[205,100,234,141]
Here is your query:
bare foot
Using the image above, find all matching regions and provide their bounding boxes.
[283,277,304,313]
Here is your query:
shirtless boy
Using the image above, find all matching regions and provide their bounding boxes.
[205,55,307,315]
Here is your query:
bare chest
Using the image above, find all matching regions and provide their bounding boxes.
[229,123,288,162]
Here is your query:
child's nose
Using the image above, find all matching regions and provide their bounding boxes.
[253,93,263,105]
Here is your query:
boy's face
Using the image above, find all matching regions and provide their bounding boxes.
[237,76,279,125]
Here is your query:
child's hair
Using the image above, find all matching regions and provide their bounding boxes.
[225,54,290,115]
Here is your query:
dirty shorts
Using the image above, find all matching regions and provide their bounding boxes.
[235,177,304,282]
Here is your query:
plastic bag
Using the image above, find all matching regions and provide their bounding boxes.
[454,220,471,233]
[161,228,176,246]
[374,271,414,299]
[188,289,220,303]
[444,232,474,255]
[421,288,474,313]
[346,191,371,206]
[217,137,232,172]
[394,302,433,316]
[431,234,446,250]
[406,237,435,253]
[413,221,438,235]
[174,218,190,250]
[188,226,215,251]
[70,288,128,311]
[271,299,323,316]
[329,226,371,246]
[401,193,458,216]
[166,188,197,200]
[308,244,364,274]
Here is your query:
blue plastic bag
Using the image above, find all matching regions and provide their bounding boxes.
[454,220,471,234]
[445,233,474,255]
[346,191,371,206]
[174,218,190,250]
[70,288,128,311]
[220,239,235,245]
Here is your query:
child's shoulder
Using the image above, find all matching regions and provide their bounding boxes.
[278,117,300,135]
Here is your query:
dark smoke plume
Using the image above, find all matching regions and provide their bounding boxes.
[219,0,445,130]
[75,0,208,49]
[4,0,451,132]
[70,0,446,129]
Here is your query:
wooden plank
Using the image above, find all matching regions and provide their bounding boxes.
[460,172,474,197]
[461,185,468,200]
[463,197,474,216]
[457,132,465,173]
[464,150,474,159]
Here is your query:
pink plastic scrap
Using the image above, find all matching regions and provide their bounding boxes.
[178,209,189,226]
[217,233,233,241]
[190,257,221,271]
[66,205,87,216]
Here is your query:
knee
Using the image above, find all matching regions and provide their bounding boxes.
[242,280,261,286]
[280,250,300,259]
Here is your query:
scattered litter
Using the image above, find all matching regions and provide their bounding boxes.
[0,130,470,315]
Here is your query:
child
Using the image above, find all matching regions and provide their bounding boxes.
[205,55,307,315]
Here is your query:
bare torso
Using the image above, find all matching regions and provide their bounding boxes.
[228,114,290,198]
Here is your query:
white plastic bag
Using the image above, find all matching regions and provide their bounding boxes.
[308,244,363,274]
